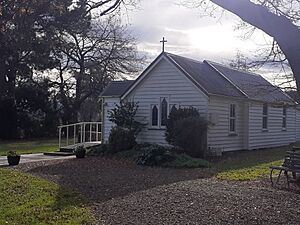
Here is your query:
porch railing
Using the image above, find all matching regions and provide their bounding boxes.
[58,122,102,148]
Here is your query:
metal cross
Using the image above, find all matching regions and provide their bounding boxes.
[160,37,167,52]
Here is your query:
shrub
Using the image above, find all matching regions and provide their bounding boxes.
[165,107,200,144]
[7,151,19,157]
[108,101,144,135]
[136,145,175,166]
[87,144,109,156]
[74,145,86,158]
[173,117,208,157]
[108,126,136,153]
[163,154,211,168]
[165,107,208,158]
[114,149,141,160]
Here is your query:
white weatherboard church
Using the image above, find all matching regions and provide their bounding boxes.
[100,52,300,153]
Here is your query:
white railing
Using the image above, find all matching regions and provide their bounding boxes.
[58,122,102,148]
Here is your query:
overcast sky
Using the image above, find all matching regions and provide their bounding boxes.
[124,0,272,65]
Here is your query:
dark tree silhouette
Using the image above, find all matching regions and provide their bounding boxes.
[0,0,136,139]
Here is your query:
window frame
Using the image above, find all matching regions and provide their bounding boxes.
[160,97,169,127]
[282,105,287,131]
[262,103,268,131]
[229,104,236,134]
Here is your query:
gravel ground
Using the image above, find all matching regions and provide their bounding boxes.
[14,157,300,225]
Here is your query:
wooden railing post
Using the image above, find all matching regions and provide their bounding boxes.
[58,122,101,148]
[96,123,99,142]
[74,124,76,145]
[80,124,83,143]
[90,124,92,142]
[58,127,62,149]
[83,123,86,143]
[66,126,69,146]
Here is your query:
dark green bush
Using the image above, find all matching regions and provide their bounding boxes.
[74,145,87,158]
[173,117,208,158]
[108,101,144,135]
[165,107,208,158]
[87,144,109,156]
[163,153,211,168]
[136,145,175,166]
[108,126,136,153]
[7,151,19,157]
[166,107,200,144]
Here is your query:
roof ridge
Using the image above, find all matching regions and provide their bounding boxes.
[206,60,261,77]
[165,52,204,64]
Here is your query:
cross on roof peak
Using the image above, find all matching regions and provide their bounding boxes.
[160,37,167,52]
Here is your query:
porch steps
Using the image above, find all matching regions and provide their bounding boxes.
[59,142,102,152]
[44,151,74,156]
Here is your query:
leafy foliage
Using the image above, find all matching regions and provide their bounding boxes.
[15,80,59,138]
[6,151,19,157]
[165,107,200,143]
[74,145,87,154]
[108,127,136,153]
[165,107,208,158]
[108,101,144,135]
[87,144,109,156]
[0,0,80,139]
[0,0,141,139]
[163,153,211,168]
[136,145,175,166]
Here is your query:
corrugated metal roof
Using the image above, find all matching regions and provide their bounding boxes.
[100,80,135,97]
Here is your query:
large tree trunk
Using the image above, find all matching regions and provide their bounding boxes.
[211,0,300,92]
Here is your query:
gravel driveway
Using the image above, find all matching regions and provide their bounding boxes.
[15,157,300,225]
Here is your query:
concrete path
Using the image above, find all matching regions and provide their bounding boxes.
[0,153,74,166]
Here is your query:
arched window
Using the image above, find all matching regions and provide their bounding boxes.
[161,98,168,126]
[151,105,158,126]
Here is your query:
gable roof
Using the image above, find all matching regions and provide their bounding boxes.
[103,52,295,104]
[166,53,246,98]
[100,80,134,97]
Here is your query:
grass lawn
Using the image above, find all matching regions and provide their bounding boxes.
[0,139,58,156]
[0,168,94,225]
[213,145,290,181]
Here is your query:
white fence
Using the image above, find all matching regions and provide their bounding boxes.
[58,122,102,148]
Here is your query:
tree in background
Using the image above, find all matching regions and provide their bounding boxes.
[0,0,91,139]
[181,0,300,91]
[52,17,142,123]
[15,79,59,138]
[0,0,139,139]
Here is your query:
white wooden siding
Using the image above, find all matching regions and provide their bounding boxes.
[126,58,209,145]
[102,97,120,142]
[248,102,296,149]
[207,96,246,152]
